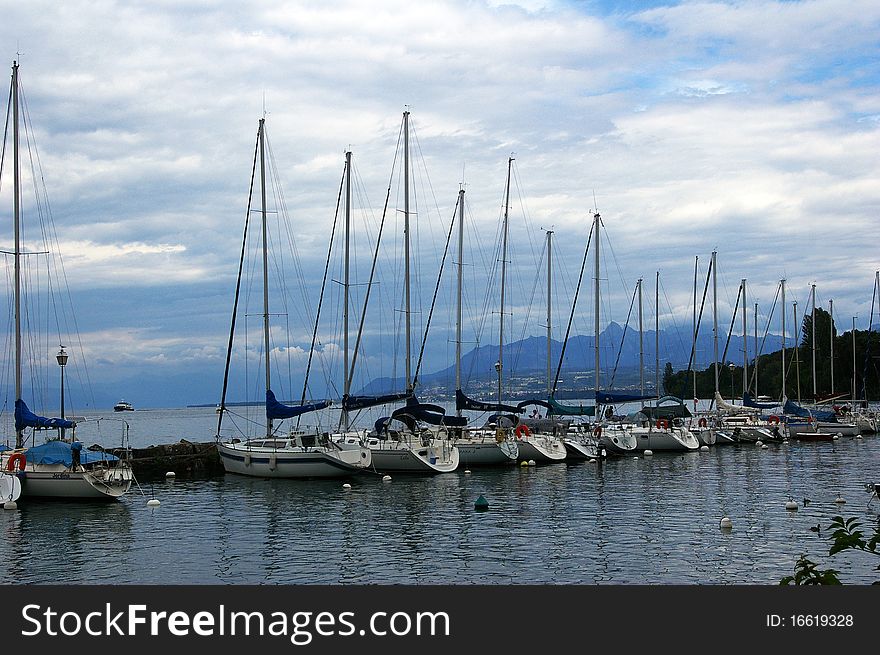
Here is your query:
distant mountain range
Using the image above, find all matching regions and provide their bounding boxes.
[357,320,786,396]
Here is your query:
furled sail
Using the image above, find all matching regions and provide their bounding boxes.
[391,396,467,429]
[516,398,554,412]
[14,399,75,432]
[266,390,330,420]
[782,397,837,421]
[714,391,761,415]
[546,396,596,416]
[342,392,412,412]
[742,392,779,409]
[455,389,521,414]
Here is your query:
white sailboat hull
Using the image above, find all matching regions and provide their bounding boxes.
[516,435,567,462]
[16,464,133,499]
[562,436,601,459]
[630,427,700,451]
[217,441,372,478]
[366,439,459,473]
[598,425,638,453]
[456,436,518,465]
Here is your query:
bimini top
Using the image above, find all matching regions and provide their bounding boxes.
[25,440,120,466]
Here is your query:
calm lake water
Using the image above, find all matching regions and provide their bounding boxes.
[2,405,879,585]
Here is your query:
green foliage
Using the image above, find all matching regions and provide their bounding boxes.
[780,515,880,585]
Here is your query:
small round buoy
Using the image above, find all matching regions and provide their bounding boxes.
[3,501,17,510]
[761,444,769,449]
[782,439,789,445]
[464,469,471,474]
[342,483,352,489]
[644,449,653,456]
[588,458,597,463]
[836,432,843,438]
[474,494,489,511]
[832,434,840,440]
[719,516,732,530]
[835,496,846,504]
[165,471,176,478]
[382,475,392,482]
[755,440,763,447]
[146,499,161,508]
[700,445,709,451]
[528,459,536,466]
[855,434,863,439]
[785,500,798,511]
[520,460,529,467]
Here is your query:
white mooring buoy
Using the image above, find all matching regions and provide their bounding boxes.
[3,501,17,510]
[342,483,352,489]
[761,444,769,449]
[527,460,537,467]
[700,445,709,451]
[464,469,472,474]
[719,517,732,530]
[588,459,597,464]
[165,471,176,479]
[835,495,846,504]
[146,499,161,508]
[785,500,798,511]
[644,449,653,456]
[755,440,763,447]
[382,475,392,482]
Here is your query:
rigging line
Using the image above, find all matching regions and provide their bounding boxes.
[607,281,638,390]
[860,273,879,400]
[678,256,713,405]
[658,278,687,363]
[719,281,743,370]
[553,220,594,395]
[298,163,344,409]
[216,126,260,439]
[749,282,781,394]
[346,122,403,395]
[412,195,459,389]
[510,235,546,384]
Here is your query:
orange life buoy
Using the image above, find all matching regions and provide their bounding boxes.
[698,417,707,428]
[656,418,669,430]
[768,415,780,424]
[593,425,602,438]
[514,424,531,438]
[6,452,26,472]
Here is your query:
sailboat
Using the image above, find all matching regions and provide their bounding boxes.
[450,186,517,466]
[214,118,372,478]
[358,110,460,473]
[0,62,133,499]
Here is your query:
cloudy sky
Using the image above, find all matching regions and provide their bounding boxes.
[1,0,878,410]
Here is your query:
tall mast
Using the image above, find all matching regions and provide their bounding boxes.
[829,298,834,395]
[546,229,553,397]
[742,279,747,396]
[455,187,465,417]
[497,157,513,407]
[259,118,271,438]
[754,302,759,398]
[794,301,801,404]
[655,271,660,402]
[342,150,352,430]
[692,257,698,409]
[594,211,601,405]
[781,279,786,400]
[811,284,816,400]
[712,251,719,397]
[403,110,412,393]
[852,316,856,403]
[12,62,22,449]
[638,278,644,409]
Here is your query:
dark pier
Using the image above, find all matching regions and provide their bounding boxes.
[105,440,223,481]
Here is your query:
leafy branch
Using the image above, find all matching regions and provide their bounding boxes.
[780,515,880,585]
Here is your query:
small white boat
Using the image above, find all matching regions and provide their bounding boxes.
[629,420,700,452]
[113,400,134,412]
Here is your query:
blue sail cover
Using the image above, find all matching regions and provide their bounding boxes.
[742,393,779,409]
[266,390,330,420]
[342,392,411,412]
[546,396,596,416]
[455,389,521,414]
[14,399,75,432]
[596,391,658,404]
[391,396,468,428]
[25,440,120,466]
[782,398,836,421]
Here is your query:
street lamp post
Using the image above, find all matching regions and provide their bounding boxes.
[56,345,68,440]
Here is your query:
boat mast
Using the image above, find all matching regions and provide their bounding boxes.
[692,258,698,409]
[742,279,747,397]
[594,211,601,409]
[829,298,834,395]
[655,270,659,403]
[754,302,759,398]
[455,187,465,417]
[638,278,644,410]
[546,229,553,398]
[852,316,856,403]
[781,279,786,400]
[712,251,719,399]
[258,118,272,438]
[342,150,352,431]
[794,300,801,404]
[811,284,816,400]
[497,157,513,407]
[403,110,412,393]
[12,62,23,448]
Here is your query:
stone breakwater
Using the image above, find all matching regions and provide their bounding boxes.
[102,440,222,480]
